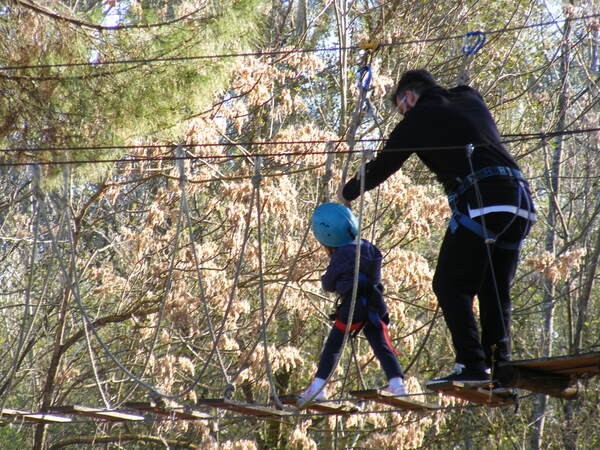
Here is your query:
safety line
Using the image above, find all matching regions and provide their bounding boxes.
[0,14,596,72]
[1,127,596,157]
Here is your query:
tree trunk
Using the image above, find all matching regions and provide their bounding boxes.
[528,16,571,450]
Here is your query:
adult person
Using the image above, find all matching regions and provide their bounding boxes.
[338,69,536,385]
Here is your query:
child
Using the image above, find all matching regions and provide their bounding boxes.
[299,202,406,403]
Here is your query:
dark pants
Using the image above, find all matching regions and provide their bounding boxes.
[432,211,531,370]
[315,297,403,380]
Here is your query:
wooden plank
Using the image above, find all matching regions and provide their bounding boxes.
[124,401,210,420]
[196,398,290,417]
[494,353,600,399]
[280,394,357,415]
[349,389,436,411]
[1,408,72,424]
[495,365,579,399]
[499,352,600,376]
[51,405,144,421]
[427,381,516,406]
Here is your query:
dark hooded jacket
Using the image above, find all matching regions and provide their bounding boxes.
[342,85,534,213]
[321,239,387,322]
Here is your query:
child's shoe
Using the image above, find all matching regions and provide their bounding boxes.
[298,378,328,404]
[384,377,407,396]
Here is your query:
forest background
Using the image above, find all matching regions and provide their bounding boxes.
[0,0,598,449]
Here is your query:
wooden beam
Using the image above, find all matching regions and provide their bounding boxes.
[495,353,600,399]
[349,389,437,410]
[499,352,600,376]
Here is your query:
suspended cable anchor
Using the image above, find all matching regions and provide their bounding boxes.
[359,38,380,53]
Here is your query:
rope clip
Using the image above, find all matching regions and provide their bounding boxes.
[356,65,372,90]
[462,31,486,55]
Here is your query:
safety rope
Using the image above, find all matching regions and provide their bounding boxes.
[32,148,239,403]
[189,157,258,399]
[253,156,284,409]
[176,146,232,390]
[341,41,379,185]
[228,190,314,394]
[37,168,112,408]
[464,143,513,377]
[0,165,44,402]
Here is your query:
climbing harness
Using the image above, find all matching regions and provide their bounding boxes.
[447,145,536,250]
[332,273,400,355]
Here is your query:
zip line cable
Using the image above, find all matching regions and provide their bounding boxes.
[1,14,597,72]
[0,136,595,171]
[1,127,597,160]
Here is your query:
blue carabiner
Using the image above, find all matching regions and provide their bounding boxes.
[462,31,486,55]
[357,66,372,90]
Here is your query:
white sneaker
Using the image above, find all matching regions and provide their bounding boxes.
[298,378,328,404]
[384,377,407,396]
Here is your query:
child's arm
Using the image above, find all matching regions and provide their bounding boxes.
[321,246,354,293]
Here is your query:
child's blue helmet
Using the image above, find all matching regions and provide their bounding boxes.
[311,202,359,247]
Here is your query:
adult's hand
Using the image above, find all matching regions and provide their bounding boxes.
[336,185,351,207]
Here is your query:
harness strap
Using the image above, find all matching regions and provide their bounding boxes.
[468,204,537,221]
[381,321,401,355]
[335,275,402,354]
[454,165,525,197]
[449,212,522,250]
[333,318,401,355]
[448,165,534,249]
[334,318,364,333]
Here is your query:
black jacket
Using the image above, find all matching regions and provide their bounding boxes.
[342,85,531,209]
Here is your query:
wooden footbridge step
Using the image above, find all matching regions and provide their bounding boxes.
[0,408,72,424]
[280,394,358,415]
[427,381,517,406]
[349,389,437,410]
[496,351,600,399]
[124,401,210,420]
[196,398,291,418]
[50,405,145,422]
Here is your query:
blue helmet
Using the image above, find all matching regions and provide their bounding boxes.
[311,202,359,247]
